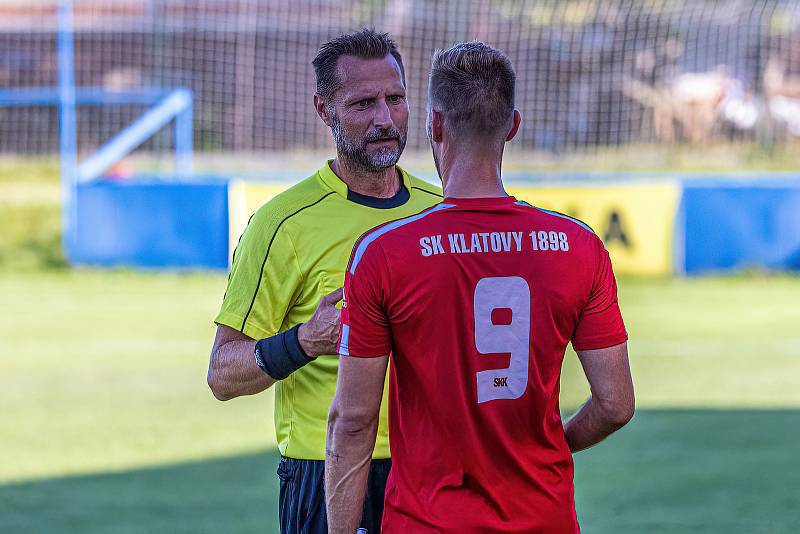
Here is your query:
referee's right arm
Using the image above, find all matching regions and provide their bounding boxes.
[208,324,271,401]
[208,290,343,401]
[207,202,342,401]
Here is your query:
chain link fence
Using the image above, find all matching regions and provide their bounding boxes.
[1,0,799,163]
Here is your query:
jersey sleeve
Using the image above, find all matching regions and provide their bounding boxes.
[571,239,628,351]
[338,239,392,358]
[215,206,302,340]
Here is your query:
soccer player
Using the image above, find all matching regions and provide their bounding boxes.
[325,42,635,533]
[207,29,442,533]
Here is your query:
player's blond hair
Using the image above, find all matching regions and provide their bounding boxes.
[429,41,515,142]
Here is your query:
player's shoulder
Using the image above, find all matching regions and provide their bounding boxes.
[514,199,598,236]
[514,200,608,259]
[347,201,454,274]
[247,171,334,236]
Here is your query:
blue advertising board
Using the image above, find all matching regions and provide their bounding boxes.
[681,181,800,274]
[72,180,229,269]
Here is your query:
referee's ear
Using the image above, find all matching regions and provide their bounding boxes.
[314,94,335,128]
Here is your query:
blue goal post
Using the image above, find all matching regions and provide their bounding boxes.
[0,0,193,262]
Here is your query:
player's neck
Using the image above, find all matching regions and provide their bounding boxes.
[331,158,401,198]
[441,153,506,199]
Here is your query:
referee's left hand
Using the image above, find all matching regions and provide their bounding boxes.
[297,288,344,357]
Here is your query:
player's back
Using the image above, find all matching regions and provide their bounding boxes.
[345,195,626,533]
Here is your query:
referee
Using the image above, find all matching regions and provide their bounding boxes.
[207,29,441,533]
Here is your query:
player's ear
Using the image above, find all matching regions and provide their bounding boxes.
[505,109,521,142]
[314,94,335,127]
[429,109,444,143]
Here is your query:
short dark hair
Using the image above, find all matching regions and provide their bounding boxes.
[429,41,515,141]
[312,28,405,101]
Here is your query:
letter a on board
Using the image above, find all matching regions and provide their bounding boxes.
[604,211,631,248]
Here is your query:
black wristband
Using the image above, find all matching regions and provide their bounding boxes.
[254,324,314,380]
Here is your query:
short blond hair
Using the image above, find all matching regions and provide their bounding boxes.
[429,41,515,141]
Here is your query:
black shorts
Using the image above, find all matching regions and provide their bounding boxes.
[277,456,391,534]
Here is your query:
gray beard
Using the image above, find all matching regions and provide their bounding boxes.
[331,119,406,173]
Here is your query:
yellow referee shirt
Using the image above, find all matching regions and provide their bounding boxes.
[215,161,442,460]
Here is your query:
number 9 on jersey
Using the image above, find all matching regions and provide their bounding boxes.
[474,276,531,404]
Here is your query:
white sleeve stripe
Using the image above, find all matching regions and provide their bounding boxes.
[339,324,350,356]
[348,203,455,275]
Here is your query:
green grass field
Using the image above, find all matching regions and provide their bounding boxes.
[1,272,799,533]
[1,158,799,532]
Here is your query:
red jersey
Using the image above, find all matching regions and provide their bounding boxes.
[338,196,627,533]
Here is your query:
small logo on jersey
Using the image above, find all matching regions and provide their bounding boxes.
[341,288,347,308]
[493,377,508,387]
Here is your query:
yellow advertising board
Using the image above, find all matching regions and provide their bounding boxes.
[228,179,680,275]
[507,181,680,275]
[228,181,290,263]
